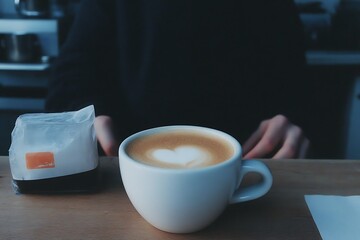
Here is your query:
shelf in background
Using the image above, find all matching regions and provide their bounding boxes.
[306,50,360,66]
[0,63,50,71]
[0,18,57,33]
[0,97,45,111]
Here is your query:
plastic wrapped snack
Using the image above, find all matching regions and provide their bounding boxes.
[9,105,100,193]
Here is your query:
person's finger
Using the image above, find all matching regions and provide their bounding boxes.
[272,125,303,159]
[243,115,288,159]
[242,120,269,155]
[94,115,119,156]
[298,137,310,158]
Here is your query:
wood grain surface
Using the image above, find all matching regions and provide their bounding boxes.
[1,156,360,240]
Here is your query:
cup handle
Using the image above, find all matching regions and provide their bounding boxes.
[229,160,273,204]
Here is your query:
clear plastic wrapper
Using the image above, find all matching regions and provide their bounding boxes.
[9,105,100,193]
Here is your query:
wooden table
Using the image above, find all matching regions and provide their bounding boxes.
[1,156,360,240]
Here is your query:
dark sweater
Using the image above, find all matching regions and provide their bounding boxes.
[46,0,308,144]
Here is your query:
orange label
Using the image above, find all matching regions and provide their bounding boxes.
[26,152,55,169]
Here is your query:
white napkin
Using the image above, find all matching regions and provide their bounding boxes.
[305,195,360,240]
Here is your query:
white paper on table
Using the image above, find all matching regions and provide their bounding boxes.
[305,195,360,240]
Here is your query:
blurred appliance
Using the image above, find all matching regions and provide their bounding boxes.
[14,0,50,18]
[0,33,41,63]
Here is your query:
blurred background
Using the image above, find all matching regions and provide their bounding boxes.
[0,0,360,159]
[0,0,80,155]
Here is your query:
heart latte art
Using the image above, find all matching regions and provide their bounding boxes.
[126,130,234,169]
[150,146,212,167]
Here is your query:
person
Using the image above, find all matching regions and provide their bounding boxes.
[46,0,311,159]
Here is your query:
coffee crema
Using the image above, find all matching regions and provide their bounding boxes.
[126,130,234,169]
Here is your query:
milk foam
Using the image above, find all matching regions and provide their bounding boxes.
[147,145,212,167]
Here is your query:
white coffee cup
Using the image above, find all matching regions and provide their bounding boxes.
[119,125,272,233]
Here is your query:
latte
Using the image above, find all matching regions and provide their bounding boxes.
[126,130,234,169]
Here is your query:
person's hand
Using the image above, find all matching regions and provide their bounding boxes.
[94,115,120,156]
[242,115,309,159]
